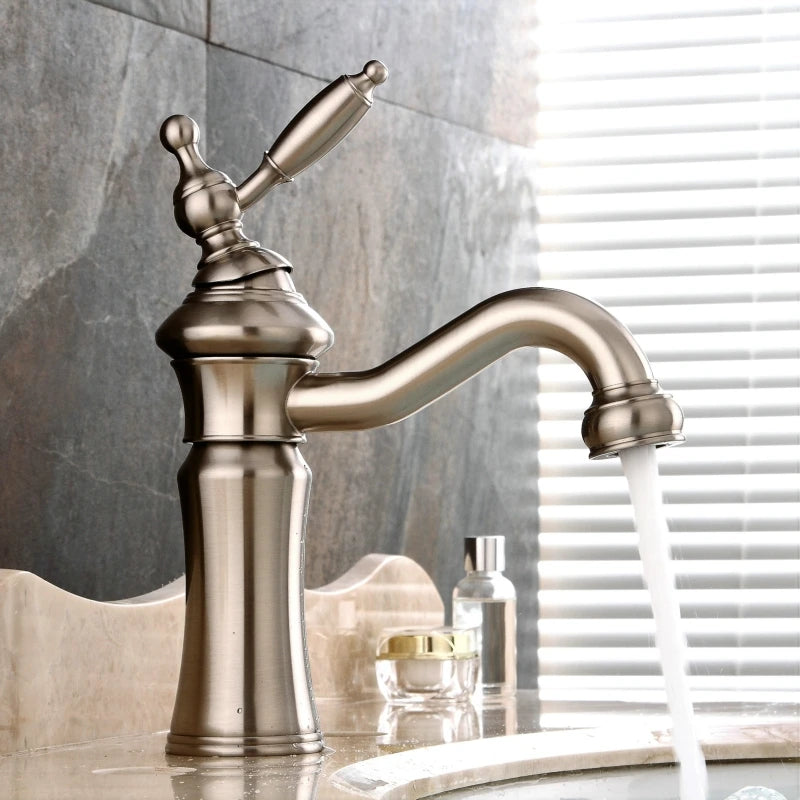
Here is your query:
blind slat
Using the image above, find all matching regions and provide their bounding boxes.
[538,186,800,223]
[537,160,800,195]
[537,214,800,250]
[536,0,800,24]
[539,648,800,676]
[538,242,800,278]
[539,588,800,614]
[539,561,800,591]
[540,329,799,357]
[538,360,800,383]
[538,472,800,498]
[540,535,800,562]
[538,71,800,110]
[537,129,800,167]
[537,99,800,138]
[545,274,800,302]
[533,13,800,53]
[538,676,800,692]
[539,617,800,635]
[537,40,800,81]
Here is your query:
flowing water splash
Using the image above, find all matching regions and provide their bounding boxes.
[619,445,709,800]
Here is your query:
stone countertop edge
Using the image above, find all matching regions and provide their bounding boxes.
[331,722,800,800]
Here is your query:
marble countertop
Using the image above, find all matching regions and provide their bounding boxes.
[3,691,798,800]
[2,559,797,797]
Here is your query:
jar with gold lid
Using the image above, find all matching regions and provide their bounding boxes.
[375,627,478,704]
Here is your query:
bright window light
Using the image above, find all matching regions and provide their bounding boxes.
[534,1,800,698]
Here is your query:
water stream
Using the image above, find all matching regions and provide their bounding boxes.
[619,445,709,800]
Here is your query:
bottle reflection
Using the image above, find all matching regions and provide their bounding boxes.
[377,702,480,751]
[479,695,519,738]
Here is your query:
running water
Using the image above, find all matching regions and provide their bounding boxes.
[619,445,709,800]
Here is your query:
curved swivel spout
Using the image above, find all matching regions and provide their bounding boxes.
[288,287,683,458]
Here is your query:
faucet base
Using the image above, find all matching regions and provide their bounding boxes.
[165,732,325,757]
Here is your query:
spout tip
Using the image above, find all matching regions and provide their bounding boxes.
[582,381,685,460]
[589,432,686,460]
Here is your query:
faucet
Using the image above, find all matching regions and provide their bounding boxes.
[156,61,684,757]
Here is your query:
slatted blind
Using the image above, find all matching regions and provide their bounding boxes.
[533,0,800,702]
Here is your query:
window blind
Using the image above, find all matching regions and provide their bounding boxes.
[533,0,800,702]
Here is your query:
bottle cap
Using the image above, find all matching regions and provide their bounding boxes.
[464,535,505,572]
[376,627,477,660]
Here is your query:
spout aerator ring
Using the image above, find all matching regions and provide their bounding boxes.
[582,380,685,459]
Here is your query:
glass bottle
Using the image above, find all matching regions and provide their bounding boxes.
[452,535,517,700]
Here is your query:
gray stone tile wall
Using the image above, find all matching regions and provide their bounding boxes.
[86,0,207,38]
[209,0,538,146]
[1,0,540,682]
[0,0,205,600]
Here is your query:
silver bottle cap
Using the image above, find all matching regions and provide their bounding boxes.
[464,536,505,572]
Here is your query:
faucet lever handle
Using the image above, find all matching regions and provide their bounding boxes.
[236,60,388,211]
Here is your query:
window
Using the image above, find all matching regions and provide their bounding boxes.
[534,0,800,702]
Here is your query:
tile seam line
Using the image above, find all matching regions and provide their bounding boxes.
[207,42,534,149]
[83,0,534,150]
[79,1,534,149]
[81,0,205,41]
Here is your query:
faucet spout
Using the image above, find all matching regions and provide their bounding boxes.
[287,287,684,458]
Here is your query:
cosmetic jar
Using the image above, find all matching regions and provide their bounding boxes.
[375,627,478,704]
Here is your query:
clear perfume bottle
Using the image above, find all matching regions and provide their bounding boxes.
[452,536,517,700]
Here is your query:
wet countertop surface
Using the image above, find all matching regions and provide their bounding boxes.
[2,692,798,799]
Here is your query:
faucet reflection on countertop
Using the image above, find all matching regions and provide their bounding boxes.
[156,60,684,758]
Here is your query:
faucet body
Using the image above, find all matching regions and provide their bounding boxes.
[156,64,683,756]
[168,442,317,754]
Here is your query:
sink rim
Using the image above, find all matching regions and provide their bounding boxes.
[331,722,800,800]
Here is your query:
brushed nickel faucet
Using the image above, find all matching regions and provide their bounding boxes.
[157,61,684,757]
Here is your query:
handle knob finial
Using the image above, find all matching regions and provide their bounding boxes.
[363,59,389,85]
[160,114,199,154]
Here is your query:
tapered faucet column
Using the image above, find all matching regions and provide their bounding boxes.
[168,442,317,755]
